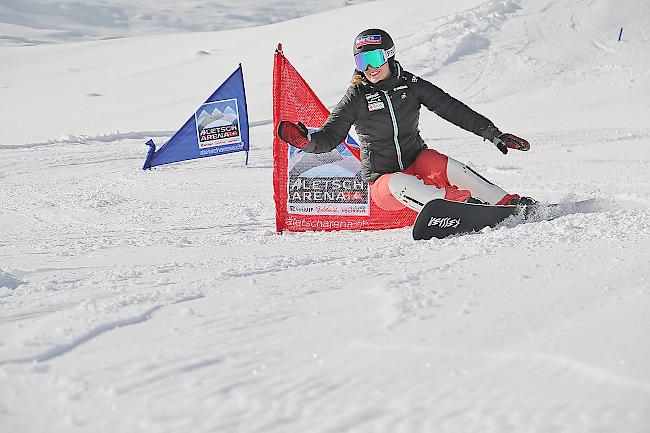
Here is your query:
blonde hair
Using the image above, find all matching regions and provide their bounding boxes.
[351,73,364,86]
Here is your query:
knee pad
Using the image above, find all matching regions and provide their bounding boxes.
[371,174,406,211]
[446,158,508,204]
[388,173,445,212]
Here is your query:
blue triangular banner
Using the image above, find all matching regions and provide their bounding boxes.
[143,64,250,169]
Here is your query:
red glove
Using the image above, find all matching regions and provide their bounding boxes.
[498,133,530,153]
[277,121,310,149]
[480,125,530,154]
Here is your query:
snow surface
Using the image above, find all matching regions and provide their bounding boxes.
[1,0,650,432]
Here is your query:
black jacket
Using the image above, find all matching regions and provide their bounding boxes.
[306,62,496,182]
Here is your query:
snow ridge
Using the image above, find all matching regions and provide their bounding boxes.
[0,130,176,149]
[0,269,27,290]
[0,0,378,46]
[401,0,523,76]
[0,118,273,149]
[0,305,164,365]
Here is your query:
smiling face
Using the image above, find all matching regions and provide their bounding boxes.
[363,61,390,84]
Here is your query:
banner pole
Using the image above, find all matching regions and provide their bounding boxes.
[273,43,284,233]
[239,63,251,167]
[143,139,156,170]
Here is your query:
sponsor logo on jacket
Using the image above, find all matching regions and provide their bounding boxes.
[365,92,384,111]
[428,217,461,228]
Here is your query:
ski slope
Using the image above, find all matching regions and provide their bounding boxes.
[1,1,650,432]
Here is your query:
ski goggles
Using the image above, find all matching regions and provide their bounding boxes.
[354,46,395,71]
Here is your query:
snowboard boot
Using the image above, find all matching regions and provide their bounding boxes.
[497,194,538,206]
[510,196,538,207]
[497,194,539,216]
[464,196,489,205]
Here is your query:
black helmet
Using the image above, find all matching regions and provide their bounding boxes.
[353,28,395,56]
[353,29,396,73]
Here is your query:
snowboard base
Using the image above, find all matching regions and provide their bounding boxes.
[412,198,598,240]
[412,199,519,240]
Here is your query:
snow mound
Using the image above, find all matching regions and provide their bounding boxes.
[0,269,27,290]
[401,0,522,76]
[0,0,377,46]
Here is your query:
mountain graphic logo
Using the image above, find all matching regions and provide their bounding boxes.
[196,101,239,132]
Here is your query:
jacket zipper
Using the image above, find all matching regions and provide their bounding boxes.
[381,90,404,171]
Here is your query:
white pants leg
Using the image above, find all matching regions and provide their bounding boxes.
[445,157,508,204]
[387,172,446,212]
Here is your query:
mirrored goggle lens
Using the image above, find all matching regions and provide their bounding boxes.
[354,49,387,71]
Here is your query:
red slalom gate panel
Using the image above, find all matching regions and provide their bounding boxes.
[273,44,416,233]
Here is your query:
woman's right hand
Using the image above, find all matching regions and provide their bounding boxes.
[277,121,310,149]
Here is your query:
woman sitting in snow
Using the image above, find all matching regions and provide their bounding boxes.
[278,28,534,212]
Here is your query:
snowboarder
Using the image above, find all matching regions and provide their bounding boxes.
[277,28,534,213]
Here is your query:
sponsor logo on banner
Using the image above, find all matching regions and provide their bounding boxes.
[199,143,244,156]
[355,35,382,48]
[428,216,461,228]
[287,132,370,216]
[195,98,242,149]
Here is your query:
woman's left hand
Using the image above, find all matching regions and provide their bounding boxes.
[495,133,530,154]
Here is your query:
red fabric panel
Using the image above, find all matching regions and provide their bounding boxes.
[272,45,417,232]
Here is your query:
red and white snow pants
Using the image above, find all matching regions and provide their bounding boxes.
[370,149,514,211]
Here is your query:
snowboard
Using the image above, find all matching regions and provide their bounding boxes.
[412,199,520,240]
[412,198,598,240]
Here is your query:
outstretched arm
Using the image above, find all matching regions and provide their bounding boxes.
[413,75,530,154]
[305,86,359,153]
[414,76,494,137]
